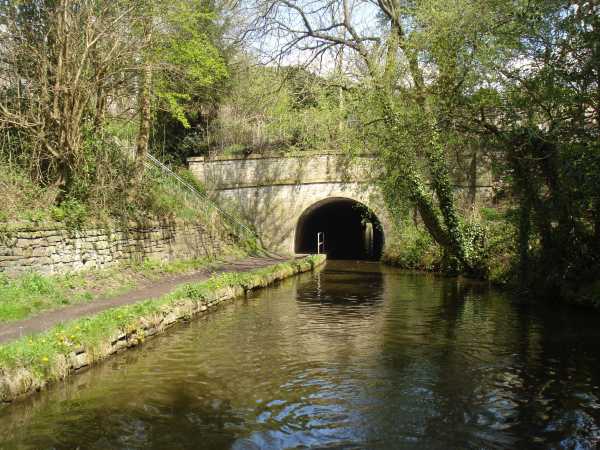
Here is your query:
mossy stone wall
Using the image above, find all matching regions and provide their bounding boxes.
[0,221,234,276]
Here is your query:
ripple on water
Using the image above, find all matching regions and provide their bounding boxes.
[2,261,600,449]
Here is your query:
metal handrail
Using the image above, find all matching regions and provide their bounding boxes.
[317,231,325,254]
[144,154,256,239]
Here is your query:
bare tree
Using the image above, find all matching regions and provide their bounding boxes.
[250,0,481,271]
[0,0,145,192]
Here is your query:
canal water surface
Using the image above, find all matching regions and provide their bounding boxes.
[1,261,600,449]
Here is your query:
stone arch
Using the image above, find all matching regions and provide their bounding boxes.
[294,197,384,260]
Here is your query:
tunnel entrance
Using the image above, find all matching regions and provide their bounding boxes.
[294,197,384,260]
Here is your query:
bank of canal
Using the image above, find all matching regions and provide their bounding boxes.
[0,255,325,404]
[1,260,600,448]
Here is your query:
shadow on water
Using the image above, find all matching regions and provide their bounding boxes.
[0,358,243,450]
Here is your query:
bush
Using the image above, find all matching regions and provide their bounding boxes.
[383,221,443,270]
[382,206,519,282]
[51,199,88,229]
[0,162,58,224]
[0,135,217,230]
[478,208,518,285]
[176,168,207,196]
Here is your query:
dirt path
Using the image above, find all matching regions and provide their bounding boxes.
[0,256,289,344]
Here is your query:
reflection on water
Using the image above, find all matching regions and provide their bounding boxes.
[1,260,600,449]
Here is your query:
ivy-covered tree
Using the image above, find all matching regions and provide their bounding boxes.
[252,0,497,274]
[465,0,600,294]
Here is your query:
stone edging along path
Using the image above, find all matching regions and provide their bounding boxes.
[0,256,292,345]
[0,254,326,404]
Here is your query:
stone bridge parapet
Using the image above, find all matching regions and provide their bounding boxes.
[188,153,376,190]
[188,153,388,255]
[188,152,494,256]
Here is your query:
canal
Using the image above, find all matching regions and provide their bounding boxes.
[1,261,600,449]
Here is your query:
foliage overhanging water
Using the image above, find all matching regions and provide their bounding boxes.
[1,261,600,449]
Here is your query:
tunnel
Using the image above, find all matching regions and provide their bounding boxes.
[294,197,384,260]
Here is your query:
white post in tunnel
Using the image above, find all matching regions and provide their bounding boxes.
[364,222,374,258]
[317,231,325,254]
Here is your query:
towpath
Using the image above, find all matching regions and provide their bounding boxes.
[0,255,288,344]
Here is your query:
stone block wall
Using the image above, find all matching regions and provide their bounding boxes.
[188,153,375,189]
[187,153,495,255]
[0,221,234,276]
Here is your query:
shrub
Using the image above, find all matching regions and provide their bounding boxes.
[176,168,207,196]
[51,199,89,229]
[383,221,443,270]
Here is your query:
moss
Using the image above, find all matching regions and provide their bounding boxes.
[0,254,325,403]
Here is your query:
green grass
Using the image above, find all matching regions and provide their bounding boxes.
[0,255,325,392]
[0,273,83,322]
[0,158,249,239]
[0,245,249,323]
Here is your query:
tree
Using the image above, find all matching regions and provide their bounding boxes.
[200,62,359,156]
[0,0,229,192]
[466,0,600,292]
[0,0,142,192]
[252,0,501,273]
[149,0,236,163]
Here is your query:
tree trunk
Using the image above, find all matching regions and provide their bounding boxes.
[135,57,153,183]
[378,90,474,272]
[425,124,470,267]
[378,22,474,272]
[517,198,531,288]
[469,149,477,206]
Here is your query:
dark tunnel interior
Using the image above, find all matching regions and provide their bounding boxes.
[294,198,384,260]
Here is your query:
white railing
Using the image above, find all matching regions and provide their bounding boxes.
[317,231,325,254]
[144,154,256,241]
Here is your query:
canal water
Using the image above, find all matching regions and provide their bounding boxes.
[1,261,600,449]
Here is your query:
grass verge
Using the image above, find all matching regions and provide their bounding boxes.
[0,254,326,403]
[0,244,251,323]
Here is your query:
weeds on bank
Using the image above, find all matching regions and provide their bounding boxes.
[0,273,87,323]
[383,208,518,283]
[0,246,247,323]
[0,158,252,248]
[0,300,164,378]
[0,255,324,380]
